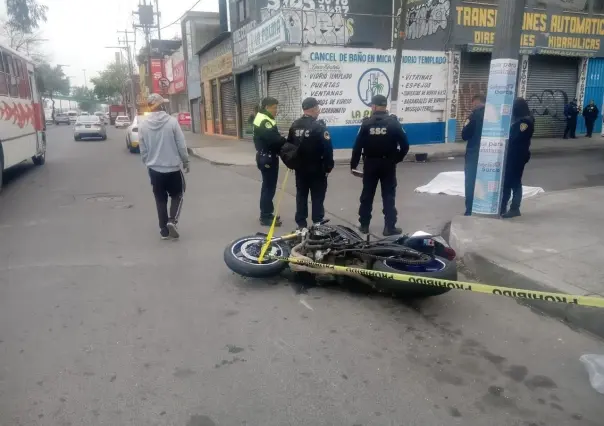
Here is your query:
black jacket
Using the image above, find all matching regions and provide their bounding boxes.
[462,105,485,157]
[564,102,579,119]
[286,115,334,174]
[505,115,534,187]
[253,110,285,154]
[583,104,599,121]
[350,111,409,170]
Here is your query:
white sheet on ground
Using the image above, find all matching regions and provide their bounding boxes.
[414,171,544,199]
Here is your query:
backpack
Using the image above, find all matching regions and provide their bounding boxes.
[280,140,302,170]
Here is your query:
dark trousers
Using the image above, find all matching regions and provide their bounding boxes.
[149,169,185,230]
[359,161,397,228]
[464,156,478,215]
[586,118,595,137]
[295,172,327,227]
[257,154,279,220]
[564,118,577,138]
[501,182,522,212]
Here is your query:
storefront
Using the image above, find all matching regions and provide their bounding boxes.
[456,52,490,141]
[267,65,301,133]
[199,36,237,136]
[238,70,258,139]
[584,58,604,136]
[525,56,580,138]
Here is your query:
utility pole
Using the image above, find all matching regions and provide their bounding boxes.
[117,29,137,120]
[155,0,161,41]
[472,0,526,216]
[134,1,156,99]
[82,69,87,88]
[390,0,408,115]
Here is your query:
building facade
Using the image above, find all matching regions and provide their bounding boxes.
[163,47,188,114]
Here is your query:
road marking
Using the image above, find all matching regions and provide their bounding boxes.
[299,298,314,311]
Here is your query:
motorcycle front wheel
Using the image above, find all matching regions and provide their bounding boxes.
[224,235,291,278]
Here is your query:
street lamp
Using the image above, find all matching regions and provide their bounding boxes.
[82,69,87,88]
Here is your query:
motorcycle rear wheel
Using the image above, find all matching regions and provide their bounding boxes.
[372,255,457,297]
[224,235,291,278]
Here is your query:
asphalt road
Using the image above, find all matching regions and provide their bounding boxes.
[0,124,603,426]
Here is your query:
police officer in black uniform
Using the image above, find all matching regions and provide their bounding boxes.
[350,94,409,236]
[582,99,599,138]
[286,97,334,229]
[253,97,286,226]
[563,98,579,139]
[461,94,485,216]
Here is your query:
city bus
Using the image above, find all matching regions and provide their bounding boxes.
[0,42,46,192]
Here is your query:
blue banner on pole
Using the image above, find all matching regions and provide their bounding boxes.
[472,59,518,215]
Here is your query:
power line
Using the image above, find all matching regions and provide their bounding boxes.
[160,0,202,30]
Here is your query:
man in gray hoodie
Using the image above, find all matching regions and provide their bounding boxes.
[139,93,190,240]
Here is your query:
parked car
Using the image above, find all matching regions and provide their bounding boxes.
[67,110,78,123]
[126,115,148,154]
[74,115,107,141]
[54,113,70,125]
[115,115,131,128]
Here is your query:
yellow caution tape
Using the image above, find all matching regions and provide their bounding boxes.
[258,168,291,263]
[268,255,604,308]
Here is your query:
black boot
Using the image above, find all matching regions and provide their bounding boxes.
[259,215,282,227]
[383,226,402,236]
[502,209,521,219]
[358,224,369,234]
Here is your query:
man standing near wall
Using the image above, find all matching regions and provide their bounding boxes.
[253,97,286,226]
[564,98,579,139]
[461,94,486,216]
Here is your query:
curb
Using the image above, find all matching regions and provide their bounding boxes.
[449,220,604,339]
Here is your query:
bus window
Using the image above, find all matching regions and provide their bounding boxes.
[5,53,18,98]
[0,50,7,96]
[18,60,29,99]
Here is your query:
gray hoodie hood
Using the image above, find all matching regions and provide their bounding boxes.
[139,111,189,173]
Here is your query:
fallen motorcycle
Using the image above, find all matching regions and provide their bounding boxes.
[224,220,458,297]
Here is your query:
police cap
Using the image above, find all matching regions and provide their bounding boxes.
[370,94,388,107]
[302,97,319,110]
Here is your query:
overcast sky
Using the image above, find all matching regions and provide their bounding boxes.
[1,0,220,88]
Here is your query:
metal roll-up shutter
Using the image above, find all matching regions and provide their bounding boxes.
[267,66,301,134]
[456,52,490,141]
[211,80,220,134]
[220,75,237,136]
[526,56,579,138]
[239,71,258,139]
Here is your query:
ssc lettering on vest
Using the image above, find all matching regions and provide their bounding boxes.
[369,127,388,135]
[295,129,310,137]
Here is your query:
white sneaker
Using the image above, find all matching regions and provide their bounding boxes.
[167,221,180,239]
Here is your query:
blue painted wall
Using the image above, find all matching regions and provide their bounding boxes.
[328,122,446,149]
[579,58,604,135]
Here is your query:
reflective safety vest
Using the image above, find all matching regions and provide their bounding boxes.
[253,112,276,130]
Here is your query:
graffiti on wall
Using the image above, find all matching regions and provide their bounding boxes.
[527,90,569,121]
[263,0,354,45]
[406,0,450,40]
[274,81,300,131]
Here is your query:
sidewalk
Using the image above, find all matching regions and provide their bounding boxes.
[449,186,604,338]
[185,132,604,166]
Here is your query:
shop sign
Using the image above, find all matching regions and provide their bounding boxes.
[247,13,286,58]
[151,59,164,93]
[173,60,186,93]
[178,112,191,126]
[455,6,604,57]
[300,47,447,127]
[517,55,529,98]
[233,21,257,70]
[201,53,233,81]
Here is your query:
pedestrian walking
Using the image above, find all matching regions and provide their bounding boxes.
[253,97,286,227]
[461,94,486,216]
[582,99,599,138]
[350,94,409,236]
[501,97,534,218]
[139,93,190,240]
[563,98,579,139]
[282,97,334,229]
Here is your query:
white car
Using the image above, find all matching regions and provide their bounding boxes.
[115,115,131,128]
[126,115,147,153]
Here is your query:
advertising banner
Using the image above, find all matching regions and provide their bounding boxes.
[173,60,186,93]
[300,47,447,146]
[473,59,518,215]
[150,59,163,94]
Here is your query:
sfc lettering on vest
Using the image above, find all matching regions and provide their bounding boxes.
[295,129,310,137]
[369,127,388,135]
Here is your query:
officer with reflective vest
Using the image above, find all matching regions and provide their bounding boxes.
[350,94,409,236]
[253,97,286,226]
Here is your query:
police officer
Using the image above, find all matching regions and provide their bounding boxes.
[286,97,334,229]
[253,97,286,226]
[582,99,599,138]
[564,98,579,139]
[350,94,409,236]
[461,94,485,216]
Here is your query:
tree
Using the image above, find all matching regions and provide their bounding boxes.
[36,62,70,119]
[71,86,98,112]
[0,17,45,55]
[91,61,130,106]
[6,0,48,33]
